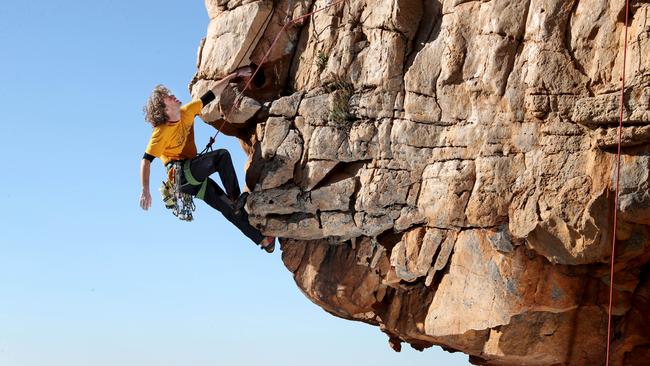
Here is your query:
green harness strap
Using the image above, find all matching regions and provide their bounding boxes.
[183,160,208,200]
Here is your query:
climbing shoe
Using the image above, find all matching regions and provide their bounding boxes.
[259,236,275,253]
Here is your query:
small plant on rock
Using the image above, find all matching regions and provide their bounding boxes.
[324,77,354,125]
[315,50,329,73]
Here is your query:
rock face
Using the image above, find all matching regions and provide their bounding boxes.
[191,1,650,365]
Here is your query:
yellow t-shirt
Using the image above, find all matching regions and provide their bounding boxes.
[145,100,203,165]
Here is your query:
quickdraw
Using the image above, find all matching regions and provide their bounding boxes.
[160,161,197,221]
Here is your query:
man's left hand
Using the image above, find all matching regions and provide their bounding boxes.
[235,66,253,78]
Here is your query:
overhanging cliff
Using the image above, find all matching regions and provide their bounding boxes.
[190,1,650,365]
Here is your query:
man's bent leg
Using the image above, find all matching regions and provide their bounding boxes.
[189,149,241,200]
[189,178,264,245]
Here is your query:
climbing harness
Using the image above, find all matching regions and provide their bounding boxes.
[182,160,209,200]
[605,1,630,365]
[160,161,206,222]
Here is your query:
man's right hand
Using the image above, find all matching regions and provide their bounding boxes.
[140,158,152,211]
[140,189,152,210]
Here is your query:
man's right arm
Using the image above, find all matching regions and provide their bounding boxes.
[140,157,153,210]
[199,67,253,107]
[141,126,165,211]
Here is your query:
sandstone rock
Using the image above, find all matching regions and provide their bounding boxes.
[394,206,425,232]
[297,93,329,125]
[246,186,303,216]
[618,154,650,225]
[261,116,290,158]
[425,229,584,337]
[310,177,356,211]
[391,227,442,283]
[355,168,411,215]
[247,177,354,221]
[269,92,303,118]
[403,92,441,123]
[197,1,273,80]
[593,125,650,149]
[466,156,525,227]
[573,89,650,124]
[350,29,406,91]
[353,90,399,119]
[295,160,338,190]
[321,211,363,239]
[418,160,475,228]
[259,129,302,189]
[219,84,262,124]
[264,213,321,240]
[195,0,650,364]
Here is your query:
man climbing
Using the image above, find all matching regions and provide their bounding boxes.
[139,66,275,253]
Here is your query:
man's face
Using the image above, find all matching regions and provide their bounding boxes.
[163,94,181,121]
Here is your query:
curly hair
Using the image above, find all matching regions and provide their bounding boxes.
[143,84,171,126]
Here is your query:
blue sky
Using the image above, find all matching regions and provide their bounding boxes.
[0,1,469,365]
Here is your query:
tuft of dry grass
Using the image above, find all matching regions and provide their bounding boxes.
[324,77,354,124]
[315,50,329,73]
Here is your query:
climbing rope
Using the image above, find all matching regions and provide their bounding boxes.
[202,0,347,152]
[605,0,631,365]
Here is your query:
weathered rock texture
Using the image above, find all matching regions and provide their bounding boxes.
[191,1,650,365]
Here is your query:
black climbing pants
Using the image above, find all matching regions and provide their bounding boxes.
[180,149,264,244]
